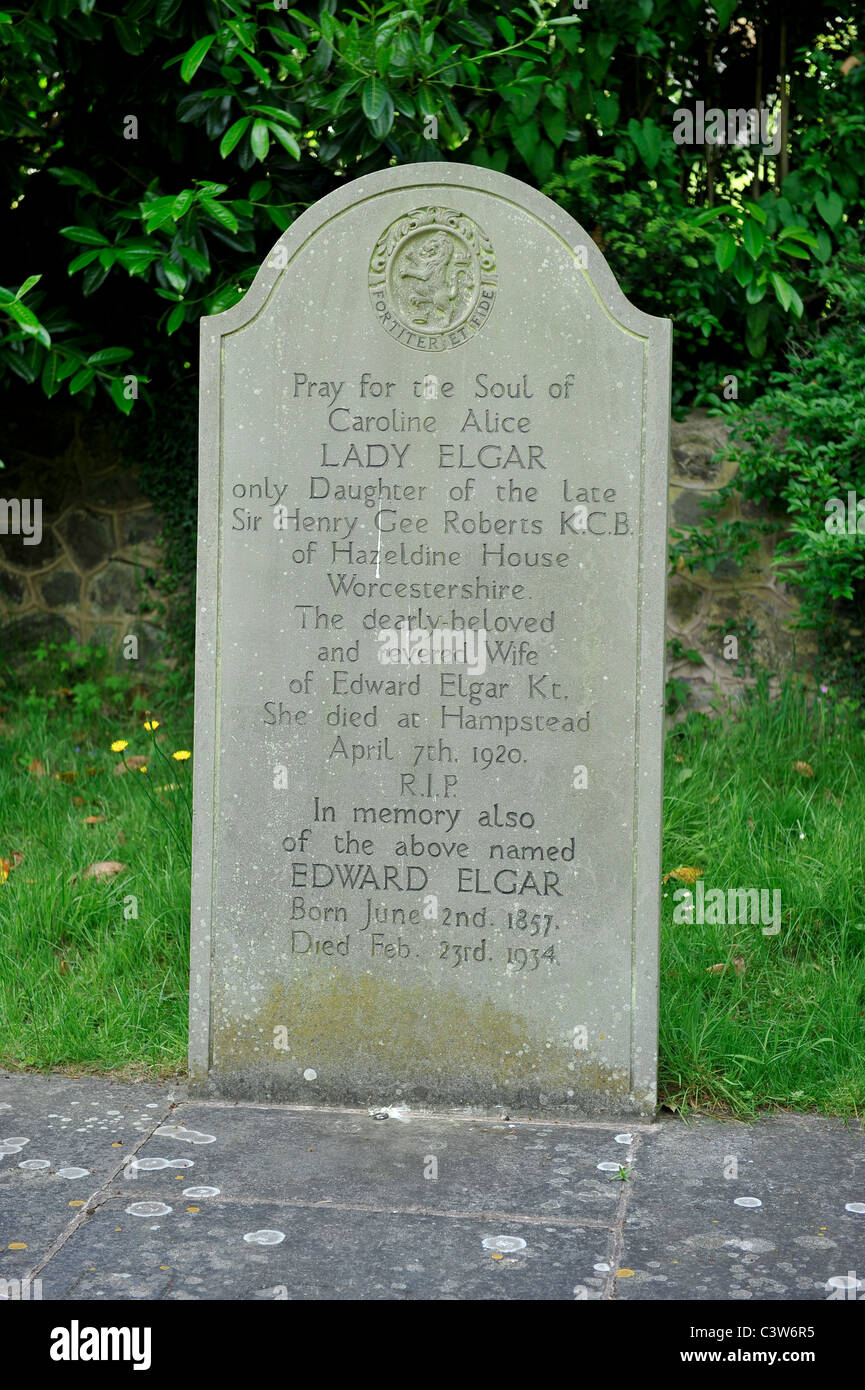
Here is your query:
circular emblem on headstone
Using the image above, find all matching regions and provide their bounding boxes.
[369,206,497,350]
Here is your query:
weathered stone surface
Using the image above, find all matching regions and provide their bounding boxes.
[38,567,81,609]
[0,569,28,607]
[0,522,60,571]
[671,488,722,527]
[86,468,147,509]
[669,409,730,483]
[135,620,169,666]
[666,578,704,631]
[192,163,671,1116]
[4,1073,862,1306]
[55,508,115,572]
[0,458,78,521]
[117,509,162,549]
[88,560,143,615]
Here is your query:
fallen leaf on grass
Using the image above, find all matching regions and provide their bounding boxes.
[28,758,46,778]
[707,959,746,976]
[83,816,106,825]
[793,760,814,777]
[663,866,703,885]
[72,796,85,807]
[55,770,75,784]
[58,960,69,975]
[0,852,23,883]
[81,861,128,880]
[113,756,147,776]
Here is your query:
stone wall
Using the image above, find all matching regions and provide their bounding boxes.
[0,405,817,702]
[666,409,817,717]
[0,408,168,670]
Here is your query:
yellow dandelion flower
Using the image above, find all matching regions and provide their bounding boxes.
[111,740,129,753]
[143,720,160,732]
[138,765,148,773]
[172,750,191,761]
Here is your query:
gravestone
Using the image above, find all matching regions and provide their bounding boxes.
[191,162,671,1116]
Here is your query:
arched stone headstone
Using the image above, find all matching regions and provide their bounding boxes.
[191,163,671,1115]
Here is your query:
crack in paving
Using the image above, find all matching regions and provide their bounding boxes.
[602,1130,643,1299]
[96,1190,614,1227]
[20,1094,178,1286]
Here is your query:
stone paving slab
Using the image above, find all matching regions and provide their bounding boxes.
[0,1074,178,1285]
[616,1114,865,1302]
[2,1073,864,1301]
[39,1202,604,1302]
[128,1102,632,1219]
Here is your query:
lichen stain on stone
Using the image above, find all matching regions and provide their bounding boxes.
[208,973,635,1108]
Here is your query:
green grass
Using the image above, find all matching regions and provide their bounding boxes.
[1,674,863,1118]
[0,696,191,1076]
[660,678,865,1118]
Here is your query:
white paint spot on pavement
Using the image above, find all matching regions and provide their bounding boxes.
[57,1167,89,1179]
[183,1186,220,1198]
[127,1156,195,1172]
[154,1125,215,1144]
[845,1202,865,1214]
[827,1274,863,1291]
[482,1236,527,1253]
[19,1159,51,1170]
[126,1202,172,1217]
[733,1197,762,1208]
[244,1229,285,1245]
[303,1068,317,1081]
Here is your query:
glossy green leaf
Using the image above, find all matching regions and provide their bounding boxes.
[219,117,251,158]
[181,34,216,84]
